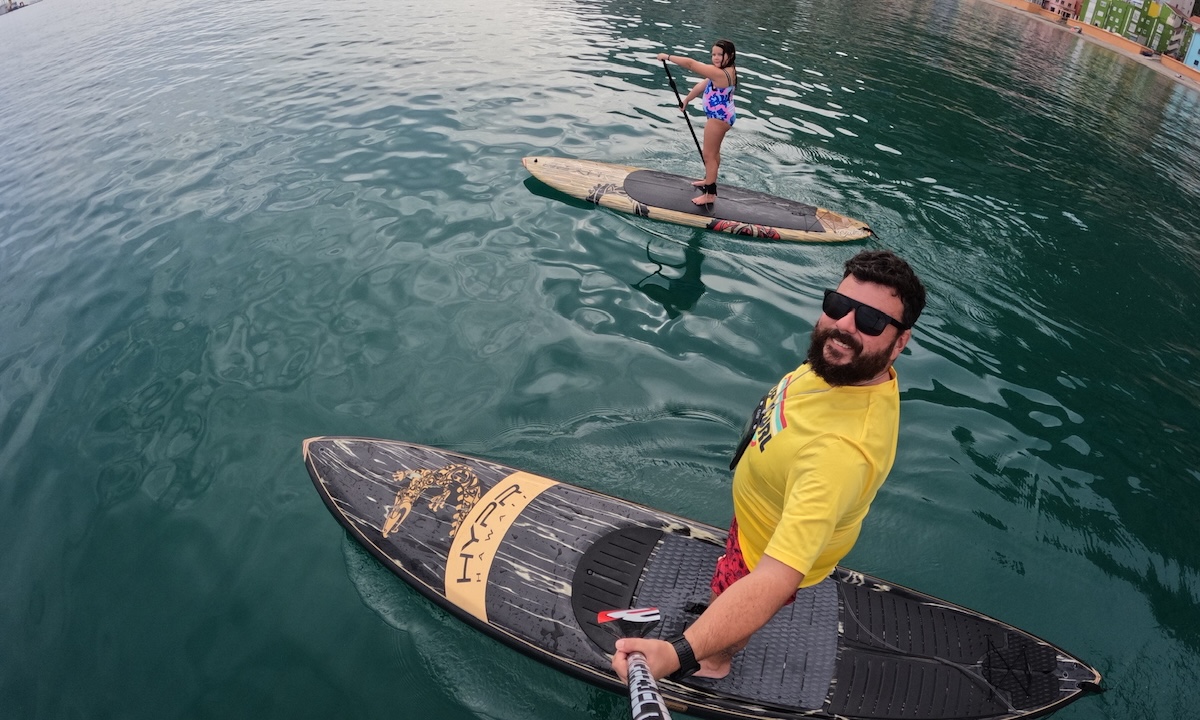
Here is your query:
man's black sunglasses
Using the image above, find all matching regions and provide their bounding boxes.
[822,290,910,336]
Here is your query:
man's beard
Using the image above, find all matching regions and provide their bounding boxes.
[806,326,897,386]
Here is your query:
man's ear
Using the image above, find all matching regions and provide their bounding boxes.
[889,329,911,363]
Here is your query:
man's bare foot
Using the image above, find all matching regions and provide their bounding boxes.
[694,658,731,679]
[692,193,716,205]
[691,179,707,187]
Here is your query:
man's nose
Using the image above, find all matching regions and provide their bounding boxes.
[833,309,858,334]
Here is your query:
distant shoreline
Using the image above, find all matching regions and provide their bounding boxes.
[1,0,44,16]
[975,0,1200,92]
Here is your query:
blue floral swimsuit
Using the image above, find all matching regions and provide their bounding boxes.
[703,68,736,126]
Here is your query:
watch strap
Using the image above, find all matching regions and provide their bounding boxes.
[667,634,700,681]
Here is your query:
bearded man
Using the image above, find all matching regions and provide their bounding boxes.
[614,249,927,682]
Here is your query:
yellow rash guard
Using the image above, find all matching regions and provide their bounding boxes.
[731,362,900,588]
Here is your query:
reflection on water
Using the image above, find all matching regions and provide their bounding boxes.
[632,236,707,318]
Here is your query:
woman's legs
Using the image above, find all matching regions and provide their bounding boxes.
[693,118,732,205]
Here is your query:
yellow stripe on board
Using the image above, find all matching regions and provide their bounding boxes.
[444,471,559,622]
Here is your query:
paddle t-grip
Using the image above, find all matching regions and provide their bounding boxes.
[598,607,673,720]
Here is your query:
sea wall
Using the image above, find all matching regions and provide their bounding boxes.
[1161,54,1200,82]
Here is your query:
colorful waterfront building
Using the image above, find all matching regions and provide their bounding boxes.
[1079,0,1192,53]
[1182,16,1200,67]
[1043,0,1082,19]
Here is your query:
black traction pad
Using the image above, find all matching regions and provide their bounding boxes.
[571,526,664,654]
[623,170,828,233]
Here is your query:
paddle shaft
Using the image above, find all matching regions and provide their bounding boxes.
[661,60,704,166]
[626,651,672,720]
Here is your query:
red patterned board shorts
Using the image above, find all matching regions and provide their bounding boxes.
[710,517,795,605]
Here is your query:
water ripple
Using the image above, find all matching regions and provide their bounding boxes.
[4,0,1200,716]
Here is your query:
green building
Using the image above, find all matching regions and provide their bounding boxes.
[1079,0,1190,53]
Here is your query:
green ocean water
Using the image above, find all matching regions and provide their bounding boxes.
[2,0,1199,716]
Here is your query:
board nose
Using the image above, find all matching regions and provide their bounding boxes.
[302,436,327,458]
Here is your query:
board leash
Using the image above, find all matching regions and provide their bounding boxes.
[661,60,705,167]
[599,607,673,720]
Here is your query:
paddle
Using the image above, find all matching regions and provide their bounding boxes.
[599,607,673,720]
[661,60,705,166]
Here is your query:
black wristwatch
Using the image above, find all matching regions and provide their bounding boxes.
[667,634,700,680]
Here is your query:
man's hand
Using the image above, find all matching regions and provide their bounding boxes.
[611,637,680,682]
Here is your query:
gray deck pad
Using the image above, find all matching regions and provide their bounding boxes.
[623,169,826,232]
[633,533,838,710]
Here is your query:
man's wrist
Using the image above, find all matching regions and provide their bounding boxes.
[667,634,700,680]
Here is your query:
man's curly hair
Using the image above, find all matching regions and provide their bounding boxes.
[843,250,926,329]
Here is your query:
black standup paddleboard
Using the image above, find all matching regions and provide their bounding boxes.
[305,437,1102,720]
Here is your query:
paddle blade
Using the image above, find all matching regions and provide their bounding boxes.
[597,607,661,638]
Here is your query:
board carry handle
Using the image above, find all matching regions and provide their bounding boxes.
[599,607,673,720]
[661,60,705,166]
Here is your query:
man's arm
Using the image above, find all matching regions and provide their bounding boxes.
[612,554,803,681]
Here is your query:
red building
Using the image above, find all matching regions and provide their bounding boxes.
[1043,0,1081,19]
